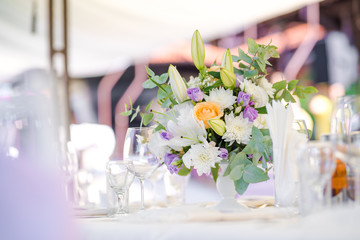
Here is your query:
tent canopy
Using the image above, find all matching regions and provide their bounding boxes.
[0,0,321,78]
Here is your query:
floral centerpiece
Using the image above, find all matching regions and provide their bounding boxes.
[122,30,317,195]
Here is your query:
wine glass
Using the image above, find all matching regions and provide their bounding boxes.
[123,127,160,210]
[297,141,336,214]
[106,160,134,215]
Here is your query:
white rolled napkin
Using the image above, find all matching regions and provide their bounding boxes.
[265,101,307,207]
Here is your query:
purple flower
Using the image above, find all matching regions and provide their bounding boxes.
[160,131,173,140]
[187,87,204,102]
[219,148,228,159]
[164,153,180,174]
[243,106,258,122]
[249,100,255,106]
[237,91,251,106]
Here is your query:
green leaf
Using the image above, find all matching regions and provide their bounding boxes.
[229,165,244,180]
[260,129,270,136]
[155,124,165,132]
[178,165,192,176]
[159,73,168,84]
[287,80,298,91]
[161,98,172,108]
[141,113,153,126]
[247,38,259,55]
[255,106,267,114]
[272,80,286,92]
[251,152,262,165]
[142,79,157,89]
[234,68,244,75]
[243,165,269,183]
[303,86,318,94]
[232,55,241,62]
[294,86,305,99]
[255,59,266,73]
[238,62,248,68]
[211,163,220,182]
[203,79,222,92]
[208,71,220,79]
[145,100,153,112]
[223,163,232,177]
[234,178,249,195]
[244,69,258,78]
[251,126,263,142]
[229,152,251,169]
[282,89,296,103]
[145,66,155,77]
[120,110,132,116]
[130,105,140,122]
[238,48,252,64]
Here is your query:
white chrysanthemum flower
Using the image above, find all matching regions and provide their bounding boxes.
[223,112,253,145]
[204,87,237,110]
[257,77,275,97]
[182,137,221,176]
[253,114,268,129]
[241,79,268,108]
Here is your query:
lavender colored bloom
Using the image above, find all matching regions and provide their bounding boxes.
[160,131,173,140]
[243,106,258,122]
[219,148,228,159]
[187,87,204,102]
[164,153,180,174]
[249,100,255,106]
[248,154,253,159]
[237,91,251,106]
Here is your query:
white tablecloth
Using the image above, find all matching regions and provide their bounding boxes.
[76,202,360,240]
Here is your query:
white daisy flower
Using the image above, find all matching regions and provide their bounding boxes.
[223,112,253,145]
[182,137,221,176]
[257,77,275,98]
[253,114,268,129]
[204,87,237,110]
[241,79,268,108]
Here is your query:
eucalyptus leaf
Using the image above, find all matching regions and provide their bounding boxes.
[229,165,244,180]
[234,178,249,195]
[145,100,153,112]
[142,79,157,89]
[243,165,269,183]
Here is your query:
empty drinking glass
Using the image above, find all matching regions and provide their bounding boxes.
[297,141,337,215]
[106,160,134,215]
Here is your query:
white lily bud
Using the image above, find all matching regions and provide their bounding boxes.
[168,64,188,103]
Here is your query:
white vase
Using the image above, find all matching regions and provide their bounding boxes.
[215,163,249,212]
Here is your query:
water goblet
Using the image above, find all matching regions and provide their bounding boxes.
[123,127,160,210]
[106,160,134,215]
[297,141,337,214]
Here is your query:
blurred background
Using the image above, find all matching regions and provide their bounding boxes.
[0,0,360,213]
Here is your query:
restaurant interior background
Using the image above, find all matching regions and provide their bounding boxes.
[0,0,360,235]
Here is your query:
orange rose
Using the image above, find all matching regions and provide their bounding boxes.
[193,101,223,128]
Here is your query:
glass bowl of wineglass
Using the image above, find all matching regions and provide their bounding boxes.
[123,127,160,210]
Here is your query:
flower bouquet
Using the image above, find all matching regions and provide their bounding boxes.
[122,30,317,195]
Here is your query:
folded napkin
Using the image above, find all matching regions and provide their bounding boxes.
[265,102,307,207]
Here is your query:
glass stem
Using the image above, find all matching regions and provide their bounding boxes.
[116,192,126,214]
[139,178,145,210]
